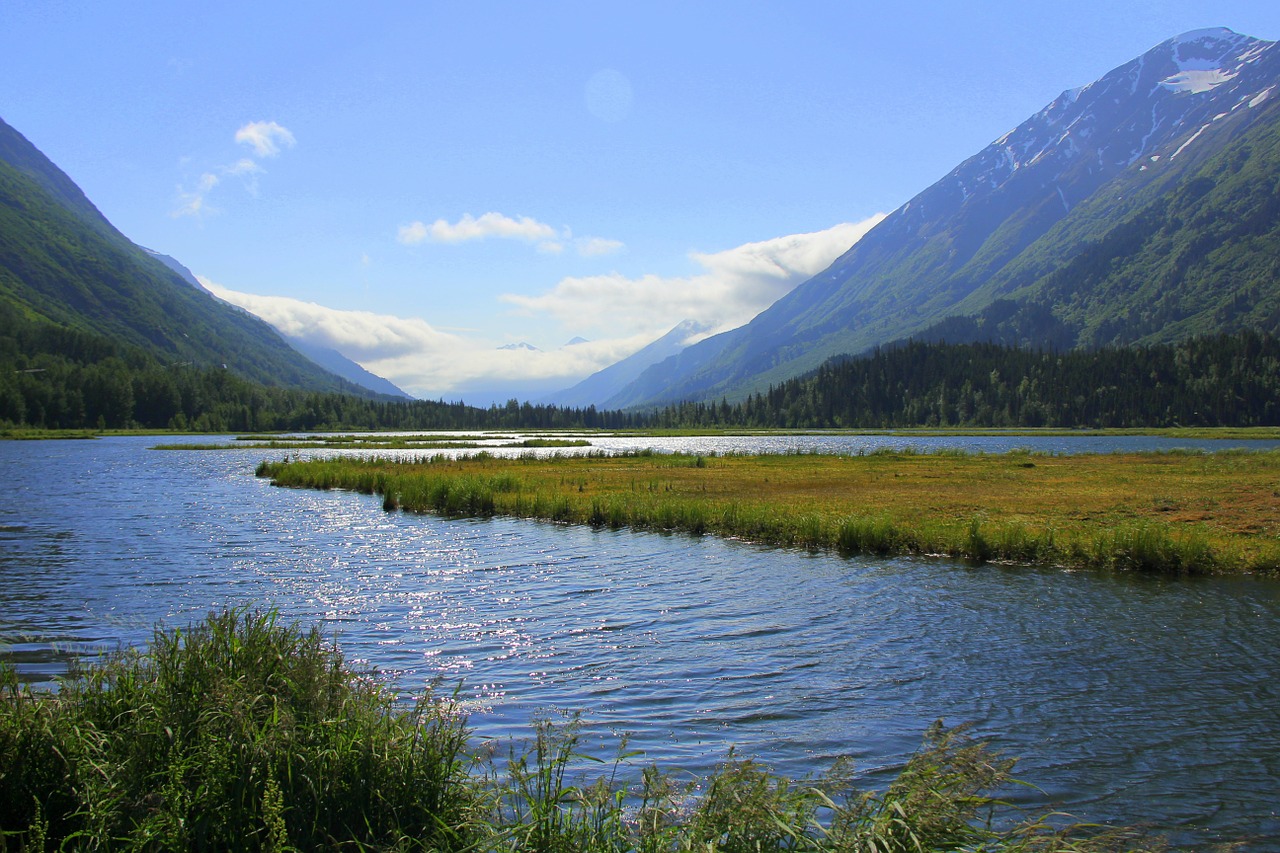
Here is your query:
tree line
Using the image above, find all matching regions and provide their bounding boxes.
[4,308,1278,432]
[0,314,640,431]
[649,330,1280,429]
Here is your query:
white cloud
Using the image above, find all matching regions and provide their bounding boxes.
[202,279,454,362]
[234,121,296,158]
[396,221,430,244]
[171,172,220,218]
[398,212,558,245]
[226,158,263,176]
[396,213,625,259]
[171,122,293,218]
[576,236,624,257]
[500,215,885,338]
[200,278,646,399]
[198,216,884,400]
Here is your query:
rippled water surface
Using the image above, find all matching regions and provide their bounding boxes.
[3,436,1280,849]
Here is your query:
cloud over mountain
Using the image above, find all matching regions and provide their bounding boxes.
[203,217,881,400]
[500,216,885,338]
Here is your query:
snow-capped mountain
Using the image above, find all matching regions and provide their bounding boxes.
[608,28,1280,408]
[542,319,713,408]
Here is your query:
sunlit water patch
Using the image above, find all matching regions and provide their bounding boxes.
[2,436,1279,848]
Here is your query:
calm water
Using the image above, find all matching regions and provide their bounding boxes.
[3,435,1280,849]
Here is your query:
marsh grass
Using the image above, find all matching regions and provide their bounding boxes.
[0,429,99,441]
[259,450,1280,574]
[0,609,481,851]
[0,611,1160,852]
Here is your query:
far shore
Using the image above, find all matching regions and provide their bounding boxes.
[5,424,1280,441]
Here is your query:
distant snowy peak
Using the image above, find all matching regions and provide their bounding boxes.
[899,27,1280,226]
[1159,28,1267,93]
[1167,27,1258,63]
[498,342,541,352]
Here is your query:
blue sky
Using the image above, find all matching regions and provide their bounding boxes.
[4,1,1280,402]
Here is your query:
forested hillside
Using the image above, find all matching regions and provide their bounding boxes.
[0,117,374,395]
[0,311,623,431]
[649,331,1280,429]
[4,301,1275,432]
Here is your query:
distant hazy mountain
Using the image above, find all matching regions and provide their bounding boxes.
[141,248,206,290]
[0,116,378,396]
[282,335,412,399]
[544,319,713,408]
[143,248,411,398]
[610,28,1280,407]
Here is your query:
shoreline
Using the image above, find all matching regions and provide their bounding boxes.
[257,448,1280,575]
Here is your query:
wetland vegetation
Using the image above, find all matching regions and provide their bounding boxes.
[258,448,1280,575]
[0,609,1158,852]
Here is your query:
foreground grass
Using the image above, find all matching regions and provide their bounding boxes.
[1,609,1157,851]
[258,449,1280,574]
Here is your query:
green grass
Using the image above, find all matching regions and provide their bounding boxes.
[0,609,480,851]
[257,450,1280,575]
[0,429,99,441]
[0,610,1159,852]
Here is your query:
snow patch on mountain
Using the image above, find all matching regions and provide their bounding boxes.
[1171,124,1211,160]
[1161,68,1238,94]
[944,28,1279,203]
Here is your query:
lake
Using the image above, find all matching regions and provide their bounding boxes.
[2,433,1279,849]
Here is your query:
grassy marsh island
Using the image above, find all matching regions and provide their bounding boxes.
[0,609,1158,851]
[258,449,1280,574]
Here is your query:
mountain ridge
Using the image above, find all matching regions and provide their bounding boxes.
[543,319,712,408]
[607,28,1280,408]
[0,116,386,397]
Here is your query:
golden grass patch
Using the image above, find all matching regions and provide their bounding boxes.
[260,450,1280,574]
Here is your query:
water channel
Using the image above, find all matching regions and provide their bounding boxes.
[2,434,1279,849]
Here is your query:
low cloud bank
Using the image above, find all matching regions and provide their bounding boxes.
[500,216,884,338]
[204,214,884,400]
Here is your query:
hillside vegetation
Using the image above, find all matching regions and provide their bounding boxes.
[0,118,368,395]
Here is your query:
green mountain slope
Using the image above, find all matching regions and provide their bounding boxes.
[606,29,1280,408]
[916,110,1280,349]
[0,117,370,394]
